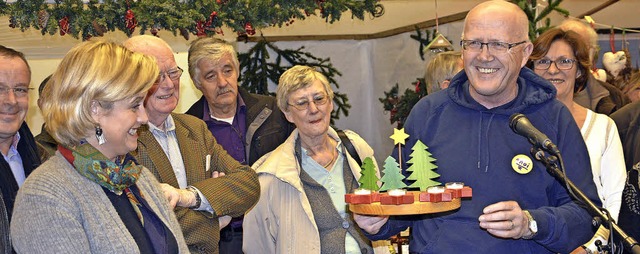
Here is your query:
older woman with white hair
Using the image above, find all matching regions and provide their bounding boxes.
[243,65,384,254]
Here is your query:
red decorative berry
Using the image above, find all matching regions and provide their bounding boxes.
[196,21,206,37]
[244,22,255,36]
[205,11,217,27]
[59,16,70,36]
[125,9,137,34]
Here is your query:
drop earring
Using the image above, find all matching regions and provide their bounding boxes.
[95,126,106,145]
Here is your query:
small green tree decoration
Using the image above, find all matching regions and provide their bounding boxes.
[379,156,407,192]
[406,140,440,191]
[238,39,350,122]
[358,157,380,191]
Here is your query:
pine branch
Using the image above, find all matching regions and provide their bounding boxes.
[237,38,350,123]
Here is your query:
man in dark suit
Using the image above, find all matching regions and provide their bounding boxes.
[0,45,42,252]
[124,35,259,254]
[185,37,294,253]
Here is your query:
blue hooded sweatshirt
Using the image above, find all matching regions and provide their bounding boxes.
[368,68,600,253]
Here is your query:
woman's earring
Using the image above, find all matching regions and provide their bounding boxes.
[95,126,106,145]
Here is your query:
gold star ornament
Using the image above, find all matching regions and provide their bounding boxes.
[390,128,410,145]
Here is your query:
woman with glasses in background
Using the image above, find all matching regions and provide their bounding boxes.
[243,65,386,254]
[530,28,626,225]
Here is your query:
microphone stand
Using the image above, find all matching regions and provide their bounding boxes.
[532,148,640,254]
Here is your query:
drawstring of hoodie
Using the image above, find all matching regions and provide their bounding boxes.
[484,114,495,172]
[476,112,496,172]
[477,113,483,171]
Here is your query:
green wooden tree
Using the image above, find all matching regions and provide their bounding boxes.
[358,157,380,191]
[379,156,407,192]
[406,140,440,191]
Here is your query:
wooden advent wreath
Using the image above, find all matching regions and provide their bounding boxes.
[345,128,472,215]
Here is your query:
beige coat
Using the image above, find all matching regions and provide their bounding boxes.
[243,128,389,254]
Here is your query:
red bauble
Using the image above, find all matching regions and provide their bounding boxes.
[244,22,255,36]
[125,9,137,34]
[415,80,421,93]
[196,21,206,37]
[59,16,70,36]
[205,11,217,27]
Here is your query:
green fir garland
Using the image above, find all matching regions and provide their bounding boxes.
[2,0,382,40]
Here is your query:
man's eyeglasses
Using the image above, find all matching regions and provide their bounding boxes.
[288,94,330,111]
[532,58,577,70]
[460,40,527,54]
[155,66,184,84]
[0,86,33,98]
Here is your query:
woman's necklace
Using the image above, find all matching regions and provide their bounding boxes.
[323,148,337,169]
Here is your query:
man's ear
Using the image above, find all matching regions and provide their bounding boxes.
[440,80,451,90]
[521,42,534,67]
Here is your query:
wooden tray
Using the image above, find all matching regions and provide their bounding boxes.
[348,191,461,215]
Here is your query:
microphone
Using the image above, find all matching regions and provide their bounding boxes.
[509,113,560,155]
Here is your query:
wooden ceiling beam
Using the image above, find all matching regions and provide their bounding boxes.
[245,11,468,42]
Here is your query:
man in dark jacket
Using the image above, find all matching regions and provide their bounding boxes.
[353,1,600,253]
[34,75,57,160]
[186,37,294,254]
[611,101,640,172]
[0,45,41,252]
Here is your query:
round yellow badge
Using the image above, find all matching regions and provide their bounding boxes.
[512,154,533,174]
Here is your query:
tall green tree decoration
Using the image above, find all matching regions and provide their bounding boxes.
[358,157,380,191]
[238,39,350,122]
[379,156,407,192]
[406,140,440,191]
[514,0,568,41]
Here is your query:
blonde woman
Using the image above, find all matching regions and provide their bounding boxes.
[10,40,188,253]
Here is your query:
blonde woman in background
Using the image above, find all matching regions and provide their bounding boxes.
[424,51,463,94]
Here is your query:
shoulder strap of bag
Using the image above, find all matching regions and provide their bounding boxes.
[337,130,362,166]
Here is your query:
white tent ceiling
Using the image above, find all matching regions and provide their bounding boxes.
[1,0,638,59]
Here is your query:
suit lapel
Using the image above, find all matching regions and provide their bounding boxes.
[173,115,208,184]
[138,127,181,187]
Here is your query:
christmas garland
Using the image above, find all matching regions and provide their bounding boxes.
[1,0,383,40]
